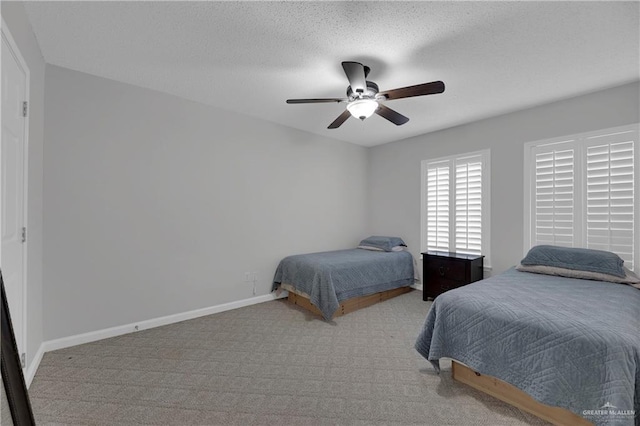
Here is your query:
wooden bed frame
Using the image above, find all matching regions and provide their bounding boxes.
[286,286,412,318]
[452,361,593,426]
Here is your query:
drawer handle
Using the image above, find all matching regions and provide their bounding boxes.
[439,266,445,276]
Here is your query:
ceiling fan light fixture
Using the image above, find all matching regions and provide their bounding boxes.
[347,99,378,120]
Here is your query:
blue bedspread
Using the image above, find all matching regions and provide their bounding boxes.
[415,268,640,426]
[273,249,415,320]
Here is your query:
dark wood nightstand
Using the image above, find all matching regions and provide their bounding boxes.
[422,251,484,301]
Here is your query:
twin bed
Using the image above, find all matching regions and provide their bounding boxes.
[272,236,416,320]
[416,246,640,426]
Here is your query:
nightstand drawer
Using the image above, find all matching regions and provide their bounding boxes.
[425,258,466,282]
[435,278,462,293]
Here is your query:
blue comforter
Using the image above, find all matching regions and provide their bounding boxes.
[415,268,640,426]
[273,249,415,320]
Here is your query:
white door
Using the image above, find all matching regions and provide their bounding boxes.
[1,26,28,365]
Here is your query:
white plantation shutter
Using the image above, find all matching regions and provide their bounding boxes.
[532,146,576,247]
[426,162,450,252]
[421,150,490,263]
[525,124,638,272]
[585,134,635,269]
[455,157,483,255]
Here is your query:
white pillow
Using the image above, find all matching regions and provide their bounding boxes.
[357,245,384,251]
[358,245,407,252]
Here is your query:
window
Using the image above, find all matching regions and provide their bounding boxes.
[421,150,491,265]
[524,124,639,272]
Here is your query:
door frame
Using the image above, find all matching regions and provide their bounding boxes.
[1,18,30,366]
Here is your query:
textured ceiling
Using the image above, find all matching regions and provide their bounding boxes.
[24,1,640,147]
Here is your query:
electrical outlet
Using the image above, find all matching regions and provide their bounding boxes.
[245,272,252,282]
[253,272,258,282]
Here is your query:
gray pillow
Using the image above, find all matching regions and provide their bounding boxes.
[516,263,640,288]
[358,236,406,252]
[520,245,625,278]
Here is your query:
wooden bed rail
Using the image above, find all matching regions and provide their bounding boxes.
[451,361,593,426]
[286,286,412,318]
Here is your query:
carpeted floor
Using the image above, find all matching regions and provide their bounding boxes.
[2,377,15,425]
[29,290,549,425]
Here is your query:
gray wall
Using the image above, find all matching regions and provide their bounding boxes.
[43,65,369,340]
[368,82,640,276]
[1,2,46,371]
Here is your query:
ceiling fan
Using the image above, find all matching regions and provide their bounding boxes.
[286,61,445,129]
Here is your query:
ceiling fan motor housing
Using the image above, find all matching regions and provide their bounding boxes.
[347,81,379,100]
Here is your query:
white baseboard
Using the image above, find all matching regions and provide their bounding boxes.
[483,265,493,278]
[30,292,287,381]
[25,343,45,388]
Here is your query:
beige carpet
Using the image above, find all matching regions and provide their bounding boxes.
[29,290,549,425]
[2,376,15,426]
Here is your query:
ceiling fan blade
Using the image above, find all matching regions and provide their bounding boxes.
[341,61,367,94]
[328,110,352,129]
[286,98,346,104]
[375,104,410,126]
[379,81,445,101]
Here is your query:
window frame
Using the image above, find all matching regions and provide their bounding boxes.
[420,149,491,268]
[523,123,639,272]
